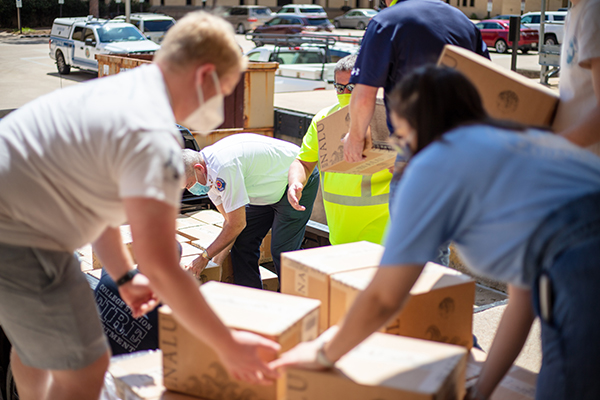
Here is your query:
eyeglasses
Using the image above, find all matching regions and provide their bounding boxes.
[333,83,355,94]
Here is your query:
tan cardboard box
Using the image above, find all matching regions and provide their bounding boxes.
[187,209,225,227]
[108,350,199,400]
[281,241,385,333]
[466,348,537,399]
[286,328,468,400]
[179,256,222,283]
[179,224,222,243]
[259,229,273,263]
[175,214,206,231]
[260,265,279,291]
[437,45,559,127]
[330,262,475,348]
[159,281,321,400]
[92,225,135,269]
[316,100,396,175]
[175,234,190,244]
[220,251,235,283]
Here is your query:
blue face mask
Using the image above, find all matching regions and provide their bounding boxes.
[189,181,210,196]
[188,168,210,196]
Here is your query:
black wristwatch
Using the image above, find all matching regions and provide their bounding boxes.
[116,269,139,287]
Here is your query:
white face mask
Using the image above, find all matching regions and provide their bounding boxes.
[183,70,225,134]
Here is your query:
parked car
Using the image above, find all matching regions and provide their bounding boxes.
[494,14,518,20]
[276,4,328,17]
[222,6,273,34]
[333,8,378,30]
[475,19,539,54]
[49,17,160,74]
[246,43,358,64]
[252,15,334,42]
[520,11,567,45]
[112,13,175,44]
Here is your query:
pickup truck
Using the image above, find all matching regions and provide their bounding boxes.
[520,11,567,45]
[49,16,160,75]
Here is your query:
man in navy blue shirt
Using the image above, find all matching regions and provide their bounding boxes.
[343,0,489,163]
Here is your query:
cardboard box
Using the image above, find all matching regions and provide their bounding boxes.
[179,256,222,283]
[175,214,206,231]
[259,229,273,263]
[159,282,321,400]
[175,234,190,244]
[108,350,199,400]
[187,209,225,227]
[466,348,537,399]
[220,251,235,283]
[330,262,475,348]
[92,225,135,269]
[179,224,222,243]
[437,45,559,127]
[260,265,279,291]
[286,328,468,400]
[316,100,396,175]
[281,241,385,333]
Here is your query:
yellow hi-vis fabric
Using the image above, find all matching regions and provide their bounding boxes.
[297,103,392,245]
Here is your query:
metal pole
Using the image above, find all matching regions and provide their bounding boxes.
[17,7,21,34]
[509,15,520,71]
[125,0,130,23]
[539,0,547,83]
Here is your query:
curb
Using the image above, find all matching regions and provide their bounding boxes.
[20,34,50,38]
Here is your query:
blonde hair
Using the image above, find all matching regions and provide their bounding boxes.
[155,11,244,77]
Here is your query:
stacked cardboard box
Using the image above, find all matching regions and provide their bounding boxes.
[108,350,198,400]
[92,225,135,269]
[317,99,396,175]
[286,328,468,400]
[330,262,475,348]
[159,282,320,400]
[466,348,537,399]
[260,265,279,291]
[281,241,385,333]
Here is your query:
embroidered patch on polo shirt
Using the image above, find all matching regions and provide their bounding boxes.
[215,178,226,192]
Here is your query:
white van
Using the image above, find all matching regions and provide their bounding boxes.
[49,16,160,74]
[276,4,328,18]
[113,13,175,44]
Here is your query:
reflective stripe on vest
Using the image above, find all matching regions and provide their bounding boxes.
[321,173,389,207]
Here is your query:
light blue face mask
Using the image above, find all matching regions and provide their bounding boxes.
[189,181,210,196]
[188,169,210,196]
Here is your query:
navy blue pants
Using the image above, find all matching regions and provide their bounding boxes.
[231,169,319,289]
[525,191,600,400]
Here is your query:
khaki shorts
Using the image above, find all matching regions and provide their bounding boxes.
[0,242,109,370]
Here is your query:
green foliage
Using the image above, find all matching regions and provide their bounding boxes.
[0,0,146,28]
[469,12,478,19]
[0,0,88,28]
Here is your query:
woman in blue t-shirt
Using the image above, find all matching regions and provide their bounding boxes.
[272,66,600,400]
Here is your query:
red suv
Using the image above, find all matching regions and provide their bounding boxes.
[475,19,539,54]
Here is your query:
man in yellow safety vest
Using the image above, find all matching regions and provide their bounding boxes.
[287,55,392,245]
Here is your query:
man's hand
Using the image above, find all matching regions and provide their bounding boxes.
[118,272,160,318]
[183,254,209,278]
[269,339,327,371]
[287,181,306,211]
[343,132,366,163]
[218,330,281,384]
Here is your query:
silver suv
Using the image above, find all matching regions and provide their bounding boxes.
[223,6,273,34]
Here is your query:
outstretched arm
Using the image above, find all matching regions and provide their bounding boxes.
[125,197,279,384]
[467,284,535,399]
[288,159,317,211]
[270,264,423,370]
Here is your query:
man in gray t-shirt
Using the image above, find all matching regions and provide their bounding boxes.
[0,12,278,400]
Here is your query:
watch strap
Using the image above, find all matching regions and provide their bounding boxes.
[116,269,139,287]
[316,342,335,369]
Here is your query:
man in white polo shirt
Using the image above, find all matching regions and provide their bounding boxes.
[182,133,319,288]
